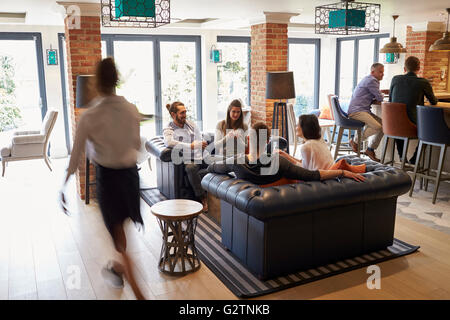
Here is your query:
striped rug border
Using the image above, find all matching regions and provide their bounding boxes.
[140,188,420,299]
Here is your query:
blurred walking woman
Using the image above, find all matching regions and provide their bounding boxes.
[60,57,145,299]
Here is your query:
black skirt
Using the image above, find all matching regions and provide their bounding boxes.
[95,164,144,240]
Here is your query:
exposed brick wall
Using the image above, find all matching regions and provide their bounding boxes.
[406,26,449,92]
[64,16,102,200]
[250,23,288,128]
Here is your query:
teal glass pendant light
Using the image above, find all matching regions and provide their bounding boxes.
[101,0,170,28]
[315,0,381,35]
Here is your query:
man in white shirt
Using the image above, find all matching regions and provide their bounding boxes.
[163,102,209,211]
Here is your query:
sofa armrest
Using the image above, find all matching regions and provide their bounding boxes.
[12,134,46,145]
[14,130,40,136]
[201,156,412,221]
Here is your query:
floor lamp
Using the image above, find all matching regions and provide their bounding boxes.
[266,71,296,153]
[76,75,96,204]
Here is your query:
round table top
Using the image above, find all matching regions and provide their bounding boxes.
[151,199,203,220]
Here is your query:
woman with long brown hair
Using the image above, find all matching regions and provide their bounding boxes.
[60,57,146,300]
[215,99,248,156]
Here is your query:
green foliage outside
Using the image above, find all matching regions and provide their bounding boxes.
[0,55,22,132]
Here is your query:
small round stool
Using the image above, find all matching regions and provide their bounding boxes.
[151,199,203,275]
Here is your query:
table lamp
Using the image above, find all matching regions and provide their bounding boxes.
[76,75,97,108]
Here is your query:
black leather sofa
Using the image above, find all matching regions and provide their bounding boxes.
[145,132,215,200]
[201,155,412,280]
[146,133,288,200]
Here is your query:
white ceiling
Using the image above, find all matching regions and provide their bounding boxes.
[0,0,448,32]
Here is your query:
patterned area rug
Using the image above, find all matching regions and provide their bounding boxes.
[140,188,420,298]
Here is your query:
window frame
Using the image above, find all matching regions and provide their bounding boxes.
[216,36,251,107]
[335,33,390,96]
[0,32,48,120]
[59,33,203,140]
[288,38,321,110]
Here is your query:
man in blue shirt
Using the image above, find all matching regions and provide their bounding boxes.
[348,63,385,162]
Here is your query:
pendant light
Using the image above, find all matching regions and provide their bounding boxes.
[429,8,450,52]
[380,15,407,54]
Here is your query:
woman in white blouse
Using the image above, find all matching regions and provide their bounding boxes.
[215,99,248,157]
[60,58,145,299]
[278,114,334,170]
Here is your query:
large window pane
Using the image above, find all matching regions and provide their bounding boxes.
[114,41,156,138]
[357,39,375,83]
[289,42,317,117]
[338,40,355,109]
[160,41,198,128]
[0,40,41,133]
[216,41,249,121]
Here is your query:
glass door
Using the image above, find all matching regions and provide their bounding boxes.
[113,40,156,138]
[0,33,47,139]
[216,37,250,121]
[159,39,201,130]
[288,39,321,117]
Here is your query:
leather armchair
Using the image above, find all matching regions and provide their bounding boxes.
[146,132,215,199]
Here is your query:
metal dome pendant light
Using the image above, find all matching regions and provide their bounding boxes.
[429,8,450,52]
[380,15,407,54]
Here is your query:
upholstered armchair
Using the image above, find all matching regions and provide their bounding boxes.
[1,110,58,177]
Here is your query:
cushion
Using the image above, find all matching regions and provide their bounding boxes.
[12,134,46,145]
[319,105,333,120]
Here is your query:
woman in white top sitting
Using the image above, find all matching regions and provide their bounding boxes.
[279,114,366,173]
[60,58,145,299]
[215,99,248,157]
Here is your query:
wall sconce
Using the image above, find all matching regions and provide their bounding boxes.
[46,45,58,66]
[210,45,222,63]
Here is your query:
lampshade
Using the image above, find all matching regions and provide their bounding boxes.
[380,15,407,54]
[379,37,407,53]
[429,8,450,52]
[266,72,296,100]
[76,75,96,108]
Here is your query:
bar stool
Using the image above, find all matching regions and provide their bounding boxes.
[330,96,365,159]
[409,106,450,204]
[380,102,417,170]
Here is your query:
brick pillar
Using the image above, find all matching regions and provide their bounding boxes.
[250,23,288,128]
[61,3,102,200]
[406,25,449,92]
[250,13,297,128]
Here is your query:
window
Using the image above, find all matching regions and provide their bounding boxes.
[335,34,389,110]
[59,34,202,143]
[288,38,321,117]
[0,33,47,136]
[216,37,250,121]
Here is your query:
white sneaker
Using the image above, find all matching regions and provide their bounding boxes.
[101,261,124,289]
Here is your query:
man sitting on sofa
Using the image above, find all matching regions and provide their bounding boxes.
[163,101,209,212]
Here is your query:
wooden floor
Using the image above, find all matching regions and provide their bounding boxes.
[1,158,450,300]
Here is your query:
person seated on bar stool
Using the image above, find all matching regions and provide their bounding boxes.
[347,63,385,162]
[389,56,438,164]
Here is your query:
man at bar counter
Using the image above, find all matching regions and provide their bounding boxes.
[389,56,438,164]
